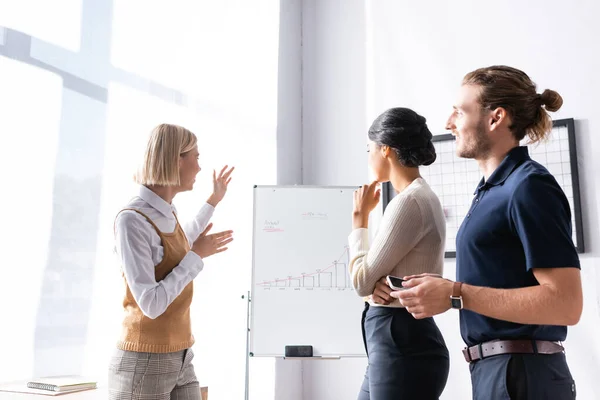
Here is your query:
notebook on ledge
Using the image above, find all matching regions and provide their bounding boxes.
[26,376,97,393]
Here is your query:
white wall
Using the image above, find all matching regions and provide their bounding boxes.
[299,0,600,399]
[302,0,368,186]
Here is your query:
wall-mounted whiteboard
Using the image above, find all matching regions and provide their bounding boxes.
[383,118,584,258]
[250,186,367,357]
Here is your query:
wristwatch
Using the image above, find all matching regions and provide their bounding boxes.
[450,281,463,310]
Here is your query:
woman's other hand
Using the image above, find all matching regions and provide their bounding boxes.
[371,276,394,305]
[191,223,234,258]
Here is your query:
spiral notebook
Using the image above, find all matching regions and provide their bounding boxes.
[26,376,97,393]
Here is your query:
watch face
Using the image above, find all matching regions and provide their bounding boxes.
[451,297,463,309]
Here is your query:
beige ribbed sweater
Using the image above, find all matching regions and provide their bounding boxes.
[348,177,446,306]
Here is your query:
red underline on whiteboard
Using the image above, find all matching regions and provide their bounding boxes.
[257,247,349,285]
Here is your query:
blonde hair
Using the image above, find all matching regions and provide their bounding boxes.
[463,66,563,144]
[134,123,197,186]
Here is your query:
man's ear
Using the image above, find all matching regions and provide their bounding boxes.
[489,107,507,132]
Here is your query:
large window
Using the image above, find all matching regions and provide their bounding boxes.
[0,1,280,398]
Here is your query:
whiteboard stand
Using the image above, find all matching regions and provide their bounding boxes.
[243,290,251,400]
[246,186,368,397]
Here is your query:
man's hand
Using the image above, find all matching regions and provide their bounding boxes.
[371,277,394,305]
[391,275,453,319]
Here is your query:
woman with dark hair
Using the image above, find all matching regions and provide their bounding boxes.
[349,108,449,399]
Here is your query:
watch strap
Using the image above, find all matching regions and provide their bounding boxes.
[452,281,463,298]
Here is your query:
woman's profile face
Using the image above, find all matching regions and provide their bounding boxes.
[179,145,201,191]
[367,140,389,183]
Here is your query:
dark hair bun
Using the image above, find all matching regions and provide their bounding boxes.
[540,89,563,112]
[368,107,436,167]
[397,137,437,167]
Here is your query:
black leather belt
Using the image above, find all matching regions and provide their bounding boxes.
[462,339,564,363]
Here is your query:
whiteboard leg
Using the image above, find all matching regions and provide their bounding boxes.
[243,291,251,400]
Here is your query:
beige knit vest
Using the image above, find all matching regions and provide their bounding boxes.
[116,208,194,353]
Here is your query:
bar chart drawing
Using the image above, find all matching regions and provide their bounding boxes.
[256,246,352,290]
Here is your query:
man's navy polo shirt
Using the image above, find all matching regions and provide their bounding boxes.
[456,146,580,347]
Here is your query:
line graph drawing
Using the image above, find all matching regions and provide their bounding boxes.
[256,246,352,290]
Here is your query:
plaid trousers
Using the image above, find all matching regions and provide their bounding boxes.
[108,348,201,400]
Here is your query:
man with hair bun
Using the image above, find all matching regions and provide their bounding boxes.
[387,66,582,399]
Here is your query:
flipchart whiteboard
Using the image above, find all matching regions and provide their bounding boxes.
[250,186,367,357]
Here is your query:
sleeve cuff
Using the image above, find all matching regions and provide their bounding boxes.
[198,202,215,216]
[181,251,205,278]
[348,228,370,257]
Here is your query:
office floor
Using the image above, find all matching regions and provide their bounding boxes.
[0,384,208,399]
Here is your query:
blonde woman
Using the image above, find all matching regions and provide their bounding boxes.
[109,124,234,399]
